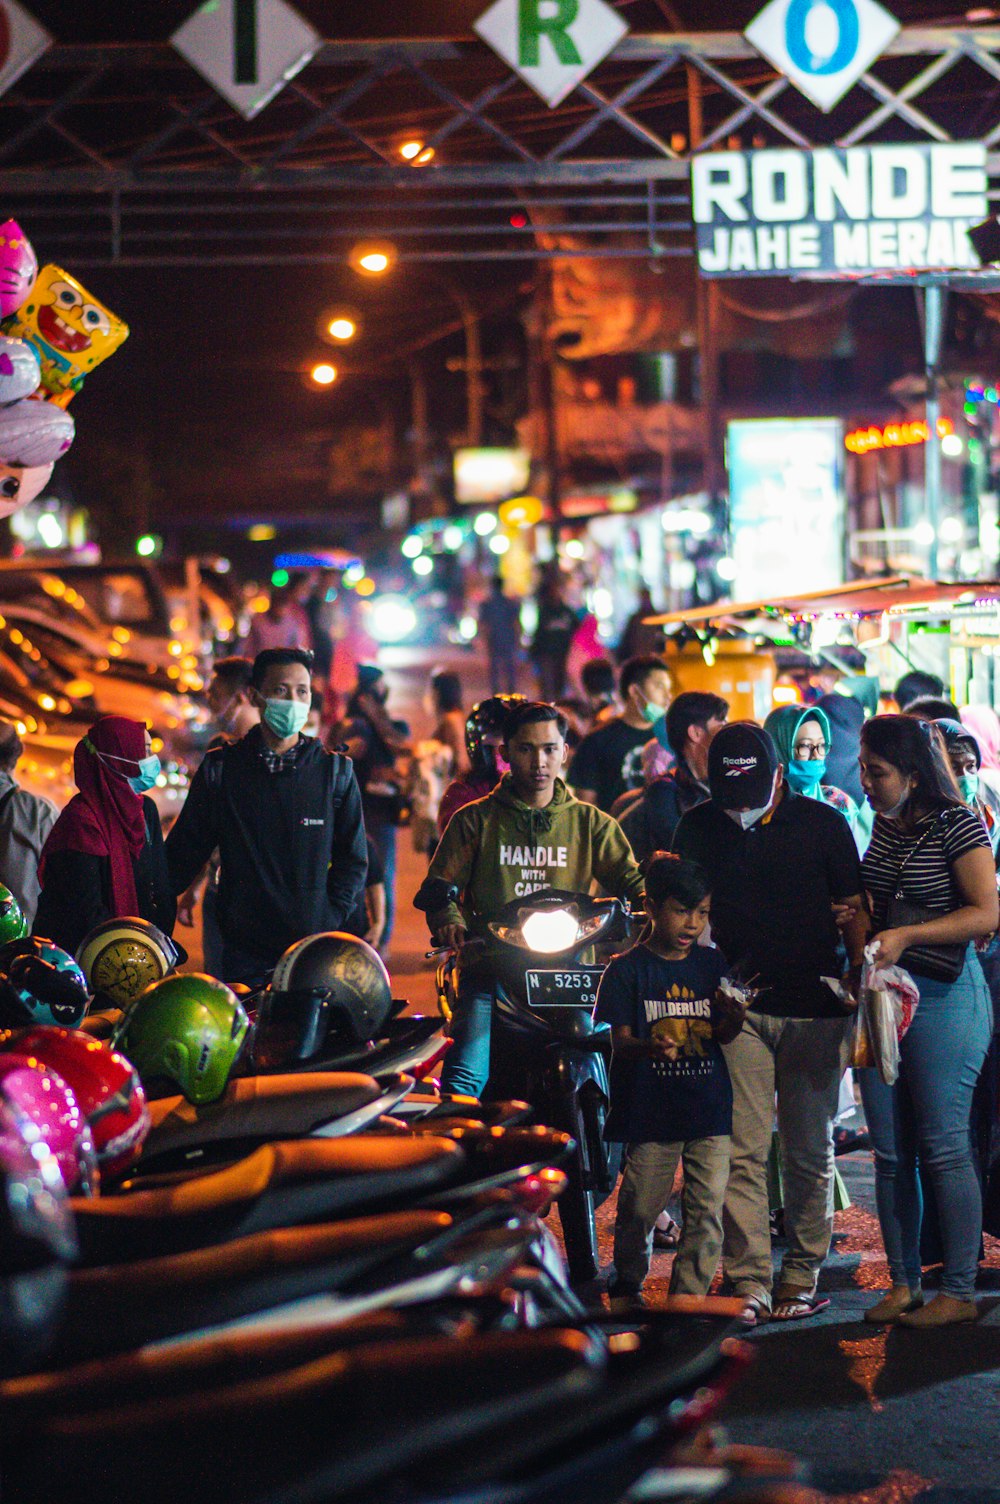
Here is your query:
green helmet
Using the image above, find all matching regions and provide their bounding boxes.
[0,886,27,945]
[113,973,249,1106]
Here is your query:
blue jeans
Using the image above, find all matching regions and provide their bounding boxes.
[440,975,493,1098]
[858,950,992,1299]
[366,815,397,950]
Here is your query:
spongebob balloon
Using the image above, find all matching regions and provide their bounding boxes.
[4,265,128,407]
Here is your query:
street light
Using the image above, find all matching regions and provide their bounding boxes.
[310,362,337,387]
[349,241,397,276]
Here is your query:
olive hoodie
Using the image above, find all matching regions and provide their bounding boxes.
[425,774,645,933]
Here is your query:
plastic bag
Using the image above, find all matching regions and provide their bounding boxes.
[858,944,920,1086]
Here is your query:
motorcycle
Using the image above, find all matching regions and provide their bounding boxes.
[420,881,632,1285]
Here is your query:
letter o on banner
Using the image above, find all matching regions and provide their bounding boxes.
[751,149,809,222]
[784,0,860,77]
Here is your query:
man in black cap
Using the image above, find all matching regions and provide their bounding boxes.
[673,721,866,1325]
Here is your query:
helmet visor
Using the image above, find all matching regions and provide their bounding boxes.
[251,989,331,1071]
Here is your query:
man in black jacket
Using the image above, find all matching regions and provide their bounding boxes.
[618,691,728,861]
[166,647,367,986]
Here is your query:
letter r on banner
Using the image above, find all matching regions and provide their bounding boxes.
[519,0,581,66]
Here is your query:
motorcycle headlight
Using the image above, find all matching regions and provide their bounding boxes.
[488,905,613,954]
[521,909,580,954]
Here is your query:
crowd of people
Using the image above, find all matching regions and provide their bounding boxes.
[2,562,999,1333]
[417,653,1000,1329]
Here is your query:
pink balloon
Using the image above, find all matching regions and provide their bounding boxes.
[0,221,36,318]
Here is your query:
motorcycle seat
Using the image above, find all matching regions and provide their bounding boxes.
[12,1328,601,1504]
[71,1137,466,1264]
[46,1211,454,1365]
[2,1309,414,1420]
[142,1072,388,1162]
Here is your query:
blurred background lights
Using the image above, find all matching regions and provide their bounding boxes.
[488,534,510,555]
[401,535,423,559]
[473,512,498,536]
[716,556,738,582]
[369,596,417,643]
[442,525,464,552]
[412,554,434,576]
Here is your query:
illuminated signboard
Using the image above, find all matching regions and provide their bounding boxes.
[454,448,531,504]
[845,417,953,454]
[692,143,987,277]
[727,418,845,599]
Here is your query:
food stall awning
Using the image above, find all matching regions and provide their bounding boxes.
[647,578,1000,627]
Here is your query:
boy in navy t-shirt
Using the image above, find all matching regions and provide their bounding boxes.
[595,853,746,1309]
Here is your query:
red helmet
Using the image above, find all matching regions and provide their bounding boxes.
[3,1027,150,1180]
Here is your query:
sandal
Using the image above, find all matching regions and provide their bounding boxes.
[652,1217,681,1250]
[771,1285,831,1321]
[738,1294,771,1327]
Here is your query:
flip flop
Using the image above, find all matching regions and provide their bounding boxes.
[737,1294,771,1328]
[652,1217,681,1250]
[771,1288,831,1321]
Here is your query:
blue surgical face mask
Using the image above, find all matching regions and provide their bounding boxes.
[959,772,980,806]
[642,701,666,727]
[787,757,827,794]
[127,754,161,794]
[263,698,309,740]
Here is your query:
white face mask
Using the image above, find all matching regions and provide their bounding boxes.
[723,771,778,830]
[725,804,770,831]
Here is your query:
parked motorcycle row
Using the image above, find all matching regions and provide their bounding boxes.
[0,899,817,1504]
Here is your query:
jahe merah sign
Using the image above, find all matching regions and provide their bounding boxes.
[692,142,987,277]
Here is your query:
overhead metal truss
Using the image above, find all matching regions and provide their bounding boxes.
[5,27,1000,263]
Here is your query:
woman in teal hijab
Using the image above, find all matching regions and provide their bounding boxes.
[763,703,871,853]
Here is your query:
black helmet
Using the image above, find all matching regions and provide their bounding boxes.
[256,933,393,1070]
[465,694,525,775]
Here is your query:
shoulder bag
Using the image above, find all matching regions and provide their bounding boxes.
[885,811,965,983]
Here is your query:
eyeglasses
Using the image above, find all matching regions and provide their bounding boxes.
[793,740,827,758]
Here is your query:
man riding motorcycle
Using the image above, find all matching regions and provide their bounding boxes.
[416,699,645,1098]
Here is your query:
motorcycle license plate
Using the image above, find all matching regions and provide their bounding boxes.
[525,970,600,1008]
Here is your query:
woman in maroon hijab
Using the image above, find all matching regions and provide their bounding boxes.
[34,716,176,955]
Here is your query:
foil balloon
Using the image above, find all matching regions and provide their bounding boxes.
[4,265,129,407]
[0,399,73,466]
[0,463,52,515]
[0,335,40,406]
[0,221,37,319]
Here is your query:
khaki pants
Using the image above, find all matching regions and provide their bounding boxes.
[613,1136,730,1293]
[721,1011,852,1309]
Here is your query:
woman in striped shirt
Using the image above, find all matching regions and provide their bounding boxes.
[852,715,998,1328]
